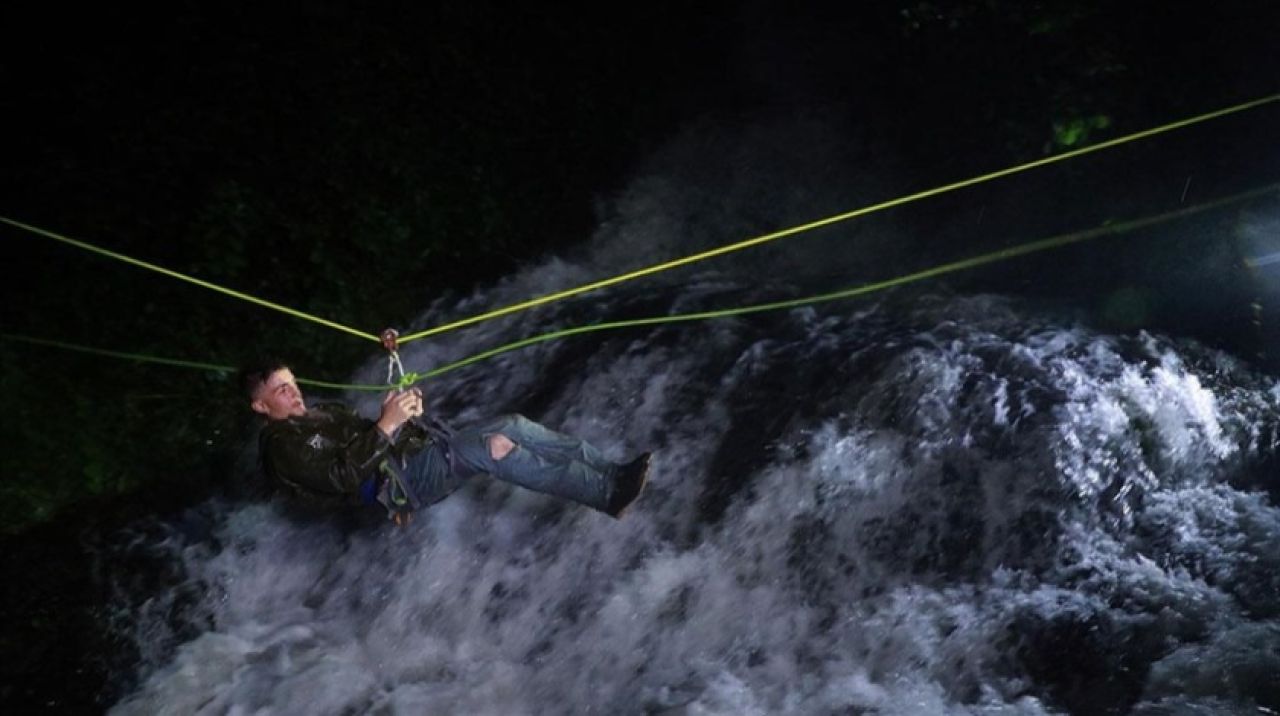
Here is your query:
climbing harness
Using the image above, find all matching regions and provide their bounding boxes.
[375,458,420,525]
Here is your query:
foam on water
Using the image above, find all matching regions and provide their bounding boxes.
[107,119,1280,714]
[106,284,1280,714]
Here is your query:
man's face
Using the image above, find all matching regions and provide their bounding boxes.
[250,368,307,420]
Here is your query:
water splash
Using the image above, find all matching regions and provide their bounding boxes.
[106,285,1280,714]
[107,108,1280,714]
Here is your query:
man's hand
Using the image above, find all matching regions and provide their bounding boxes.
[376,387,424,438]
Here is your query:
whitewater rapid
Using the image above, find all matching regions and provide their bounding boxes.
[106,113,1280,714]
[106,280,1280,714]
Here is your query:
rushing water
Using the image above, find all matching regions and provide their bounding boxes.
[104,284,1280,714]
[105,123,1279,714]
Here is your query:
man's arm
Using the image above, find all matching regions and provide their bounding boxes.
[264,390,424,496]
[262,417,394,495]
[375,388,424,439]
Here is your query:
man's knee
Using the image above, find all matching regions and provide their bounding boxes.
[488,433,516,461]
[503,413,530,429]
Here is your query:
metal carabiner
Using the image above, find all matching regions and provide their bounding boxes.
[380,328,406,388]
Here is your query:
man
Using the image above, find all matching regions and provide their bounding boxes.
[240,360,651,521]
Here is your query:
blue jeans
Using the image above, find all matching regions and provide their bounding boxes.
[402,414,618,511]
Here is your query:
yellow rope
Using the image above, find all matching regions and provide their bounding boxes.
[0,216,382,344]
[1,333,236,374]
[3,94,1275,351]
[8,181,1273,392]
[393,182,1278,384]
[0,332,392,392]
[398,92,1280,345]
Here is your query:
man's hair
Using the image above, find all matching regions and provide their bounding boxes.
[237,358,290,401]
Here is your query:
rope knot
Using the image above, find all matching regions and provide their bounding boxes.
[397,372,421,390]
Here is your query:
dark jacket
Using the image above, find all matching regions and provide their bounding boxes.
[258,402,431,506]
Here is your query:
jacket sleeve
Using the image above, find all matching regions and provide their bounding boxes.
[262,417,393,496]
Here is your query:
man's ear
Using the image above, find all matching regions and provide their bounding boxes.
[250,399,269,416]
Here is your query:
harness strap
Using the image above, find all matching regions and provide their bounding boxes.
[377,456,422,521]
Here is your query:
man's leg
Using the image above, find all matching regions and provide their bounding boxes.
[448,414,616,511]
[483,414,618,473]
[402,441,471,506]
